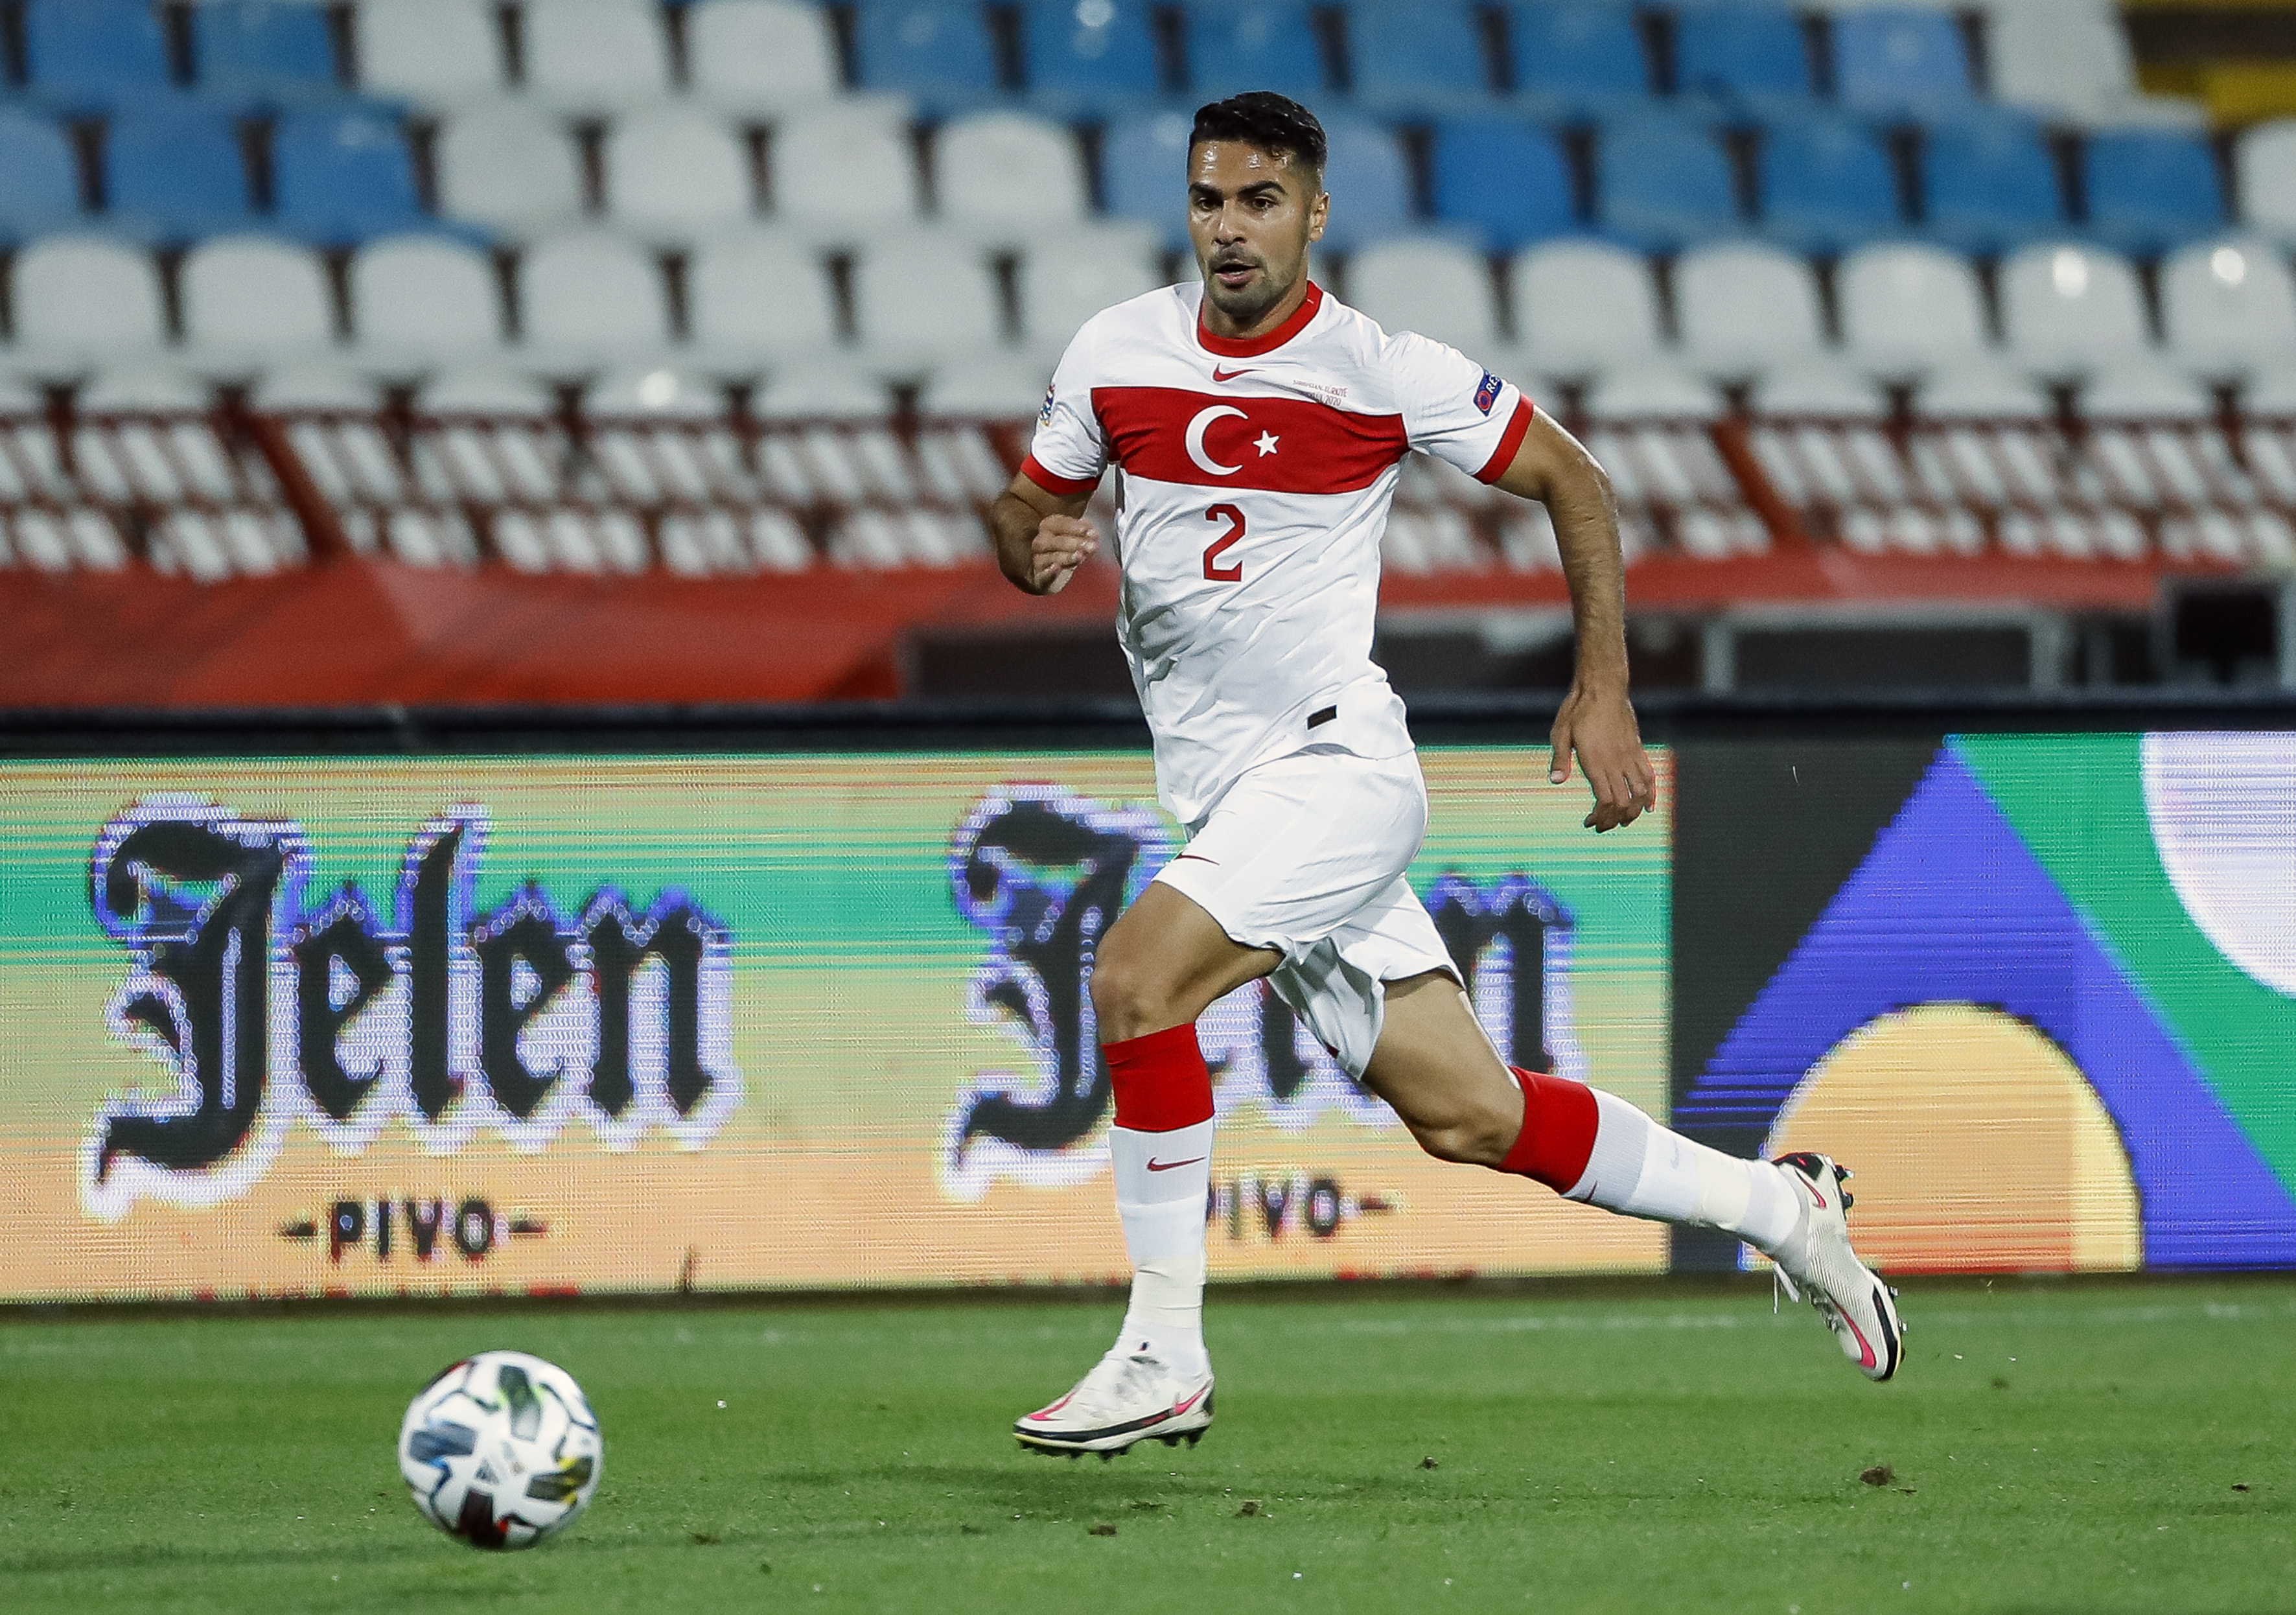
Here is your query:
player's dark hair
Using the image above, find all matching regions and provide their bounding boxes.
[1189,92,1327,180]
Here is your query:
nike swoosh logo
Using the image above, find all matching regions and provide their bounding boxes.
[1146,1156,1205,1172]
[1805,1180,1829,1210]
[1173,1385,1209,1414]
[1175,854,1218,865]
[1212,366,1252,382]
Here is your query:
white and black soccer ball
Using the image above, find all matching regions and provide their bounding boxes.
[399,1350,603,1550]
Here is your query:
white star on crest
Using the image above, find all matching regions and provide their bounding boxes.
[1254,432,1280,457]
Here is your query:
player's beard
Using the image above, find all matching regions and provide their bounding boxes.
[1202,250,1297,329]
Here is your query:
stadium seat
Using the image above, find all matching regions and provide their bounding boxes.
[1919,115,2065,254]
[272,104,430,246]
[521,0,673,108]
[688,230,841,359]
[1985,0,2204,131]
[771,102,922,222]
[1317,118,1415,251]
[854,234,1008,359]
[435,104,585,235]
[1582,362,1722,417]
[2080,361,2211,416]
[350,235,506,362]
[1507,1,1652,110]
[2234,121,2296,244]
[1021,0,1164,110]
[1100,110,1191,240]
[936,111,1089,227]
[419,366,559,410]
[686,0,842,107]
[2159,237,2296,376]
[519,231,673,364]
[1999,242,2148,373]
[19,0,174,105]
[586,364,729,415]
[1018,222,1164,349]
[1836,241,1989,372]
[1349,1,1498,113]
[78,366,212,408]
[354,0,504,102]
[193,1,340,99]
[604,106,754,233]
[1509,238,1662,367]
[852,0,1002,104]
[2081,130,2225,257]
[1349,237,1503,355]
[11,236,168,367]
[756,355,892,417]
[1753,361,1886,413]
[1756,115,1902,252]
[1914,361,2048,416]
[1184,1,1328,102]
[1829,8,1971,116]
[1595,115,1738,249]
[180,236,336,364]
[1675,241,1827,371]
[1430,119,1575,249]
[922,351,1058,413]
[1672,2,1811,106]
[0,110,85,241]
[103,104,254,240]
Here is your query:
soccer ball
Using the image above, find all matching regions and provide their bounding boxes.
[398,1350,603,1550]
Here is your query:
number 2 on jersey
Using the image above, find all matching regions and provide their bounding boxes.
[1201,504,1246,582]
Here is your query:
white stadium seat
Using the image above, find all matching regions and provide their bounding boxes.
[771,103,921,223]
[257,363,386,410]
[1916,361,2052,416]
[356,0,503,101]
[1347,237,1500,356]
[1984,0,2205,128]
[935,112,1088,227]
[2236,121,2296,243]
[688,229,839,358]
[756,357,893,419]
[605,106,756,232]
[1837,243,1991,372]
[351,236,505,362]
[420,366,559,411]
[586,365,728,415]
[1675,242,1828,372]
[78,367,211,409]
[12,237,167,367]
[2159,237,2296,375]
[436,104,586,236]
[1018,224,1163,351]
[518,232,672,362]
[852,235,1005,358]
[1755,362,1888,413]
[181,237,335,361]
[2081,362,2213,416]
[1582,363,1722,417]
[688,0,842,108]
[520,0,673,106]
[1999,243,2148,371]
[1511,240,1662,370]
[921,353,1056,415]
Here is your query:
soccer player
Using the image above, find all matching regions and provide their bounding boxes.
[990,93,1901,1458]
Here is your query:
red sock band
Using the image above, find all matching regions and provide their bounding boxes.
[1498,1065,1599,1191]
[1104,1023,1216,1132]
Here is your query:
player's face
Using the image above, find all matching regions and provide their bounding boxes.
[1185,140,1328,329]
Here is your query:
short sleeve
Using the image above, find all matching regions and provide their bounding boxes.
[1019,324,1108,495]
[1388,331,1536,484]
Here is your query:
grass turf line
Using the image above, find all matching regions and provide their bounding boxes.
[1,1279,2291,1613]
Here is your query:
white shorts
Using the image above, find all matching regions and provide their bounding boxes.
[1152,746,1458,1079]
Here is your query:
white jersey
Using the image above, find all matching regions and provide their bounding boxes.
[1023,279,1533,824]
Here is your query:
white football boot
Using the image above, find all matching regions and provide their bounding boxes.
[1768,1152,1903,1382]
[1014,1347,1214,1459]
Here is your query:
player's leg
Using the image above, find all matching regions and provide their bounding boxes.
[1356,968,1902,1380]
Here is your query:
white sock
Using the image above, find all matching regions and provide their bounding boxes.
[1108,1118,1213,1374]
[1563,1089,1800,1254]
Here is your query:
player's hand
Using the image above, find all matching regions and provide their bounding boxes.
[1549,684,1656,832]
[1028,513,1099,595]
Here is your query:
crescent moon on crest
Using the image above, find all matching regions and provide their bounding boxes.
[1184,405,1247,476]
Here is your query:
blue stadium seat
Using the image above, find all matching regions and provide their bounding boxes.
[1830,8,1971,115]
[1185,1,1328,102]
[194,0,340,99]
[1920,116,2063,253]
[1350,1,1498,113]
[2083,129,2225,255]
[852,1,1001,105]
[1431,119,1575,249]
[1022,0,1163,109]
[1316,116,1413,250]
[1757,115,1900,251]
[1102,108,1192,242]
[22,0,174,106]
[1673,2,1811,105]
[272,104,428,245]
[1507,1,1650,112]
[0,109,84,241]
[1597,114,1737,248]
[103,104,253,240]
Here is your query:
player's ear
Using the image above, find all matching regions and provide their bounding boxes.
[1306,186,1329,244]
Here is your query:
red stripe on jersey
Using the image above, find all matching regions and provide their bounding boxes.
[1474,397,1536,483]
[1091,386,1408,494]
[1196,280,1325,358]
[1019,453,1100,496]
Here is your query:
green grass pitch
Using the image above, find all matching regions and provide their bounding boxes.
[3,1279,2291,1613]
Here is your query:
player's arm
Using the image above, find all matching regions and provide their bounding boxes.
[1490,412,1658,832]
[990,472,1100,596]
